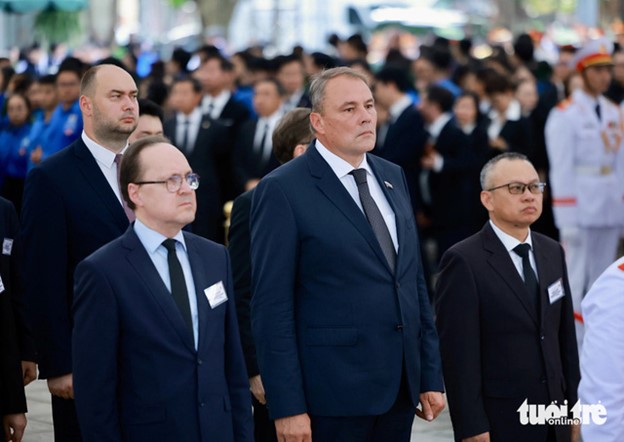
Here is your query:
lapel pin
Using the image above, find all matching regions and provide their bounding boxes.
[202,121,211,129]
[384,181,393,189]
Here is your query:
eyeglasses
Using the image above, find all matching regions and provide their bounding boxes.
[487,182,546,195]
[134,173,200,193]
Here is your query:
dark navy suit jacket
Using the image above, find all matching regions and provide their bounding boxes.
[72,227,252,442]
[250,144,444,419]
[21,137,129,378]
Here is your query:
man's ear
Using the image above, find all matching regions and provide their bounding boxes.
[79,95,92,116]
[309,112,324,135]
[128,183,142,210]
[480,190,493,212]
[293,144,307,158]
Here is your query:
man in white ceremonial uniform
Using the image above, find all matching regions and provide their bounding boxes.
[545,38,624,347]
[578,256,624,442]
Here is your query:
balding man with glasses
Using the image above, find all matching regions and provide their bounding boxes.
[71,136,252,442]
[435,152,580,442]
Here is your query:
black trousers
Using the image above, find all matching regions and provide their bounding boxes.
[51,396,82,442]
[253,396,277,442]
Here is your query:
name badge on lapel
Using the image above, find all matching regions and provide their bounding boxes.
[0,275,4,293]
[2,238,13,256]
[547,278,565,304]
[204,281,228,308]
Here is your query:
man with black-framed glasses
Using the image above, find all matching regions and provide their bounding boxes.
[72,136,252,442]
[435,152,580,442]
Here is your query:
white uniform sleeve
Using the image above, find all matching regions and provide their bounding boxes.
[545,105,578,228]
[579,257,624,441]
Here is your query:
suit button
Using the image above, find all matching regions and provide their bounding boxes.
[540,335,545,341]
[540,378,547,384]
[198,359,203,365]
[200,402,205,407]
[395,282,401,289]
[396,324,404,331]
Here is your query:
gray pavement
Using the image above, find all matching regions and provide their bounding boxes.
[23,380,453,441]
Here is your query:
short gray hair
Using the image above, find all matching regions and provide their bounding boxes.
[480,152,529,190]
[309,67,371,114]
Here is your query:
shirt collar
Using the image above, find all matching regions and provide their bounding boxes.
[389,95,412,121]
[81,131,128,169]
[258,108,283,126]
[427,113,452,139]
[489,220,533,253]
[315,140,373,179]
[176,107,202,124]
[206,90,231,107]
[489,99,521,122]
[133,218,187,254]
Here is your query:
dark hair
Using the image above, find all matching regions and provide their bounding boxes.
[204,53,234,72]
[173,75,203,94]
[375,66,412,93]
[138,98,164,123]
[120,135,171,210]
[514,33,534,64]
[58,56,85,77]
[424,85,454,113]
[310,52,337,70]
[276,54,303,71]
[9,73,34,95]
[38,74,56,86]
[272,107,313,164]
[431,47,453,71]
[0,66,15,91]
[346,58,372,75]
[171,48,191,72]
[7,93,32,122]
[254,77,286,97]
[485,73,514,95]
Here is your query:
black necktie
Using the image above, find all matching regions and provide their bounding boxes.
[256,122,270,159]
[350,168,396,272]
[180,118,190,153]
[162,239,193,335]
[595,103,601,121]
[513,243,540,313]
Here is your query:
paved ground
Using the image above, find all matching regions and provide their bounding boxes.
[23,380,454,441]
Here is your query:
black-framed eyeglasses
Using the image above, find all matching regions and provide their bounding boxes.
[487,182,546,195]
[134,173,200,193]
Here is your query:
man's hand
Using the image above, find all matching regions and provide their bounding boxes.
[30,146,42,165]
[3,413,26,442]
[489,137,508,151]
[21,361,37,386]
[245,179,260,191]
[571,423,580,442]
[249,375,266,405]
[274,413,311,442]
[462,432,490,442]
[47,373,73,399]
[416,391,445,421]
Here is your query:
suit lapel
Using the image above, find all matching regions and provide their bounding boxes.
[73,139,129,230]
[123,228,196,353]
[306,145,392,274]
[482,224,539,325]
[532,236,551,326]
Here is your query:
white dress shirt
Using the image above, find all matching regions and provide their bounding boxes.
[388,94,413,123]
[201,90,231,119]
[133,218,199,349]
[315,140,399,252]
[82,131,127,205]
[489,220,538,281]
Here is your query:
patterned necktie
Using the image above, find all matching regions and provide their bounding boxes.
[350,168,396,272]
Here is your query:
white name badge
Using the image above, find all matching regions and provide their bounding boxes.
[2,238,13,256]
[548,278,565,304]
[0,275,5,293]
[204,281,228,309]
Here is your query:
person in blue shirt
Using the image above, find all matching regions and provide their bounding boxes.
[26,74,58,171]
[0,93,32,212]
[39,61,83,161]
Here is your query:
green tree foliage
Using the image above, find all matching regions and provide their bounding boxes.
[34,9,81,45]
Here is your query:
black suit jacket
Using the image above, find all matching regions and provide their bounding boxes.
[487,116,534,159]
[227,189,258,377]
[372,105,427,213]
[21,137,129,378]
[233,119,280,191]
[428,119,474,231]
[164,114,230,242]
[435,223,580,442]
[0,197,27,417]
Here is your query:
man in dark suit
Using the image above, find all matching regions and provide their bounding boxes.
[435,153,580,442]
[275,54,312,111]
[234,78,284,192]
[194,53,250,201]
[419,85,474,258]
[229,107,312,442]
[72,137,252,441]
[164,76,230,242]
[20,64,139,441]
[372,66,427,216]
[250,67,445,442]
[0,197,27,442]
